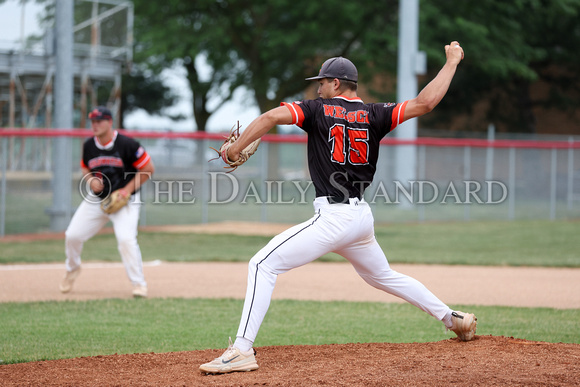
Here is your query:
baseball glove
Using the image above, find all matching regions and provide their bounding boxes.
[101,189,130,214]
[210,122,261,172]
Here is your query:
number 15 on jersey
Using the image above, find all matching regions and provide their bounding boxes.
[329,124,369,165]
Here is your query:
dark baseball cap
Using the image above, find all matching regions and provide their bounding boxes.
[88,106,113,120]
[305,57,358,83]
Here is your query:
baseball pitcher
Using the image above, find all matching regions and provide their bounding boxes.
[200,42,476,374]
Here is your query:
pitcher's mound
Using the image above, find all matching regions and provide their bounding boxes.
[2,336,579,386]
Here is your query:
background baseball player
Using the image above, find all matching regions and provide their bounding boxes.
[59,106,155,298]
[200,41,476,374]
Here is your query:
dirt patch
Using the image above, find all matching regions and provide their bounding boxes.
[142,221,295,236]
[1,222,580,386]
[2,262,580,309]
[2,336,579,386]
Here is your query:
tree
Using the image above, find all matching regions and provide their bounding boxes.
[10,0,580,134]
[210,0,399,112]
[419,0,580,134]
[131,0,399,131]
[132,0,244,132]
[119,66,179,129]
[132,0,580,135]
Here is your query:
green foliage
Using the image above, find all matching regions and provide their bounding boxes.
[20,0,580,133]
[131,0,245,131]
[420,0,580,133]
[130,0,400,130]
[0,299,578,364]
[128,0,580,134]
[120,66,179,127]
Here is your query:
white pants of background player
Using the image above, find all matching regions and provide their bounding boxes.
[235,197,452,349]
[64,192,147,287]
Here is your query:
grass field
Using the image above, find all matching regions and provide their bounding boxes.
[0,219,579,365]
[1,300,579,364]
[1,219,579,267]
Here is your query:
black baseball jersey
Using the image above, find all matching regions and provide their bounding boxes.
[282,96,407,199]
[81,131,151,199]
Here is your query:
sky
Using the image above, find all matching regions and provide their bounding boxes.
[0,0,261,132]
[0,0,43,51]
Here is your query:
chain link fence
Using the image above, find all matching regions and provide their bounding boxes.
[1,130,580,236]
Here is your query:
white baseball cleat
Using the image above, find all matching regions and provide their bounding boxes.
[450,311,477,341]
[199,337,259,374]
[59,267,81,293]
[132,285,148,298]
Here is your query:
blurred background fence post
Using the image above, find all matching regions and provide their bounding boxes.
[48,0,74,232]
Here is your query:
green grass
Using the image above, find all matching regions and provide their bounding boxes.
[373,219,580,266]
[1,219,578,267]
[1,219,579,365]
[1,299,578,364]
[0,233,271,264]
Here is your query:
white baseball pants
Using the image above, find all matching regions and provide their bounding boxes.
[236,197,451,344]
[64,192,146,287]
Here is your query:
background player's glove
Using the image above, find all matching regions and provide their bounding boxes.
[210,122,261,172]
[101,189,130,214]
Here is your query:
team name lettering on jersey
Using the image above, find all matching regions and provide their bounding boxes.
[88,156,124,169]
[323,104,369,124]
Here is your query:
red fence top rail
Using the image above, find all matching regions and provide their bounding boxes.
[1,128,579,149]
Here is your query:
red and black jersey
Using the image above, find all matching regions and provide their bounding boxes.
[81,131,151,199]
[282,96,407,200]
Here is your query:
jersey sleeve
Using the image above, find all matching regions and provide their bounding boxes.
[281,101,306,127]
[120,136,151,169]
[390,100,408,131]
[132,143,151,169]
[281,99,321,132]
[369,101,409,136]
